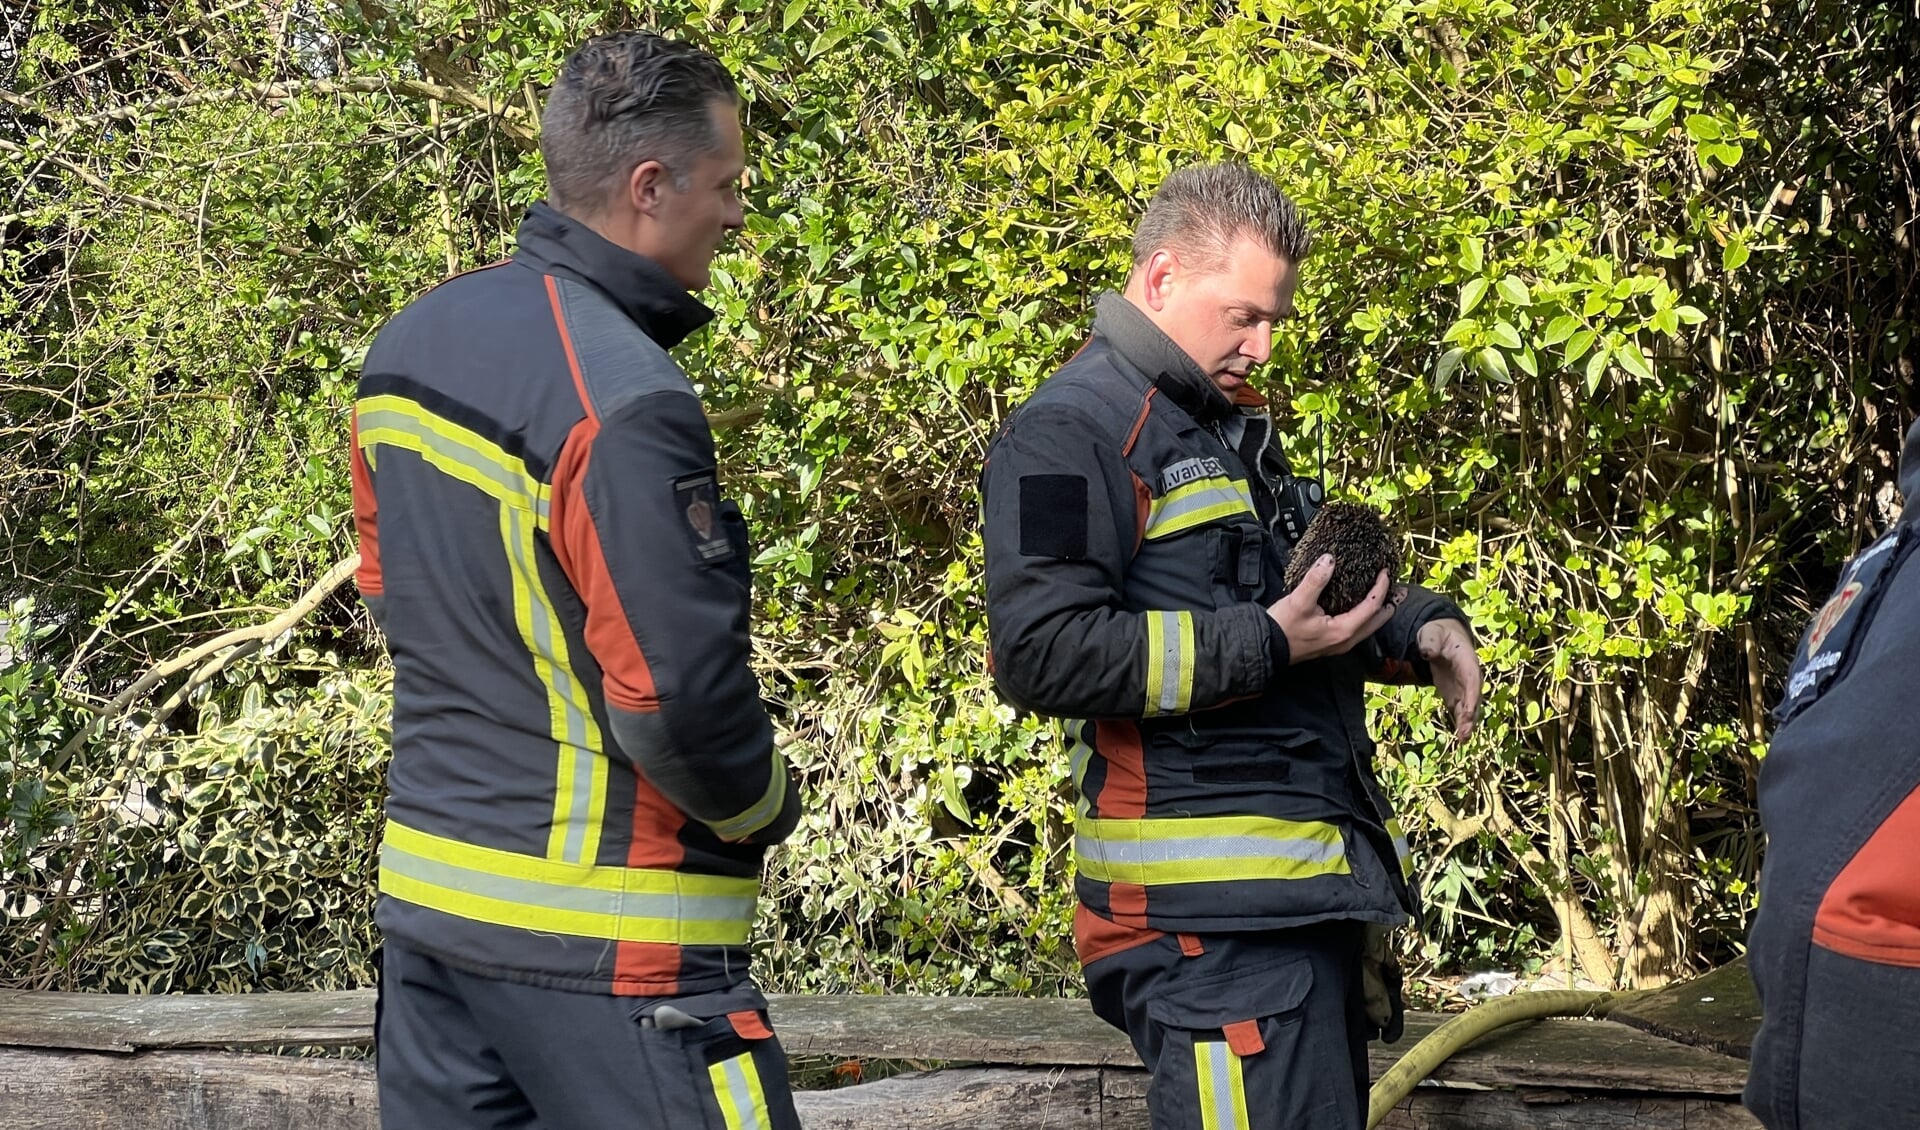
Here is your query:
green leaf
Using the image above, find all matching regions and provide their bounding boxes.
[1675,305,1708,325]
[1616,340,1655,380]
[1723,239,1751,271]
[1459,277,1490,316]
[1652,307,1680,336]
[1478,346,1511,384]
[1433,347,1466,391]
[1543,315,1581,346]
[1490,320,1523,350]
[782,0,808,31]
[1459,237,1485,273]
[807,24,855,59]
[1684,113,1721,141]
[1584,343,1612,392]
[1515,347,1539,378]
[1497,275,1531,306]
[1563,329,1597,366]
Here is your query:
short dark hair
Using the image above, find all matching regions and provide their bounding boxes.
[1131,162,1312,271]
[539,32,739,215]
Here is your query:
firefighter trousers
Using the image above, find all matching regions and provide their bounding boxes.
[374,942,802,1130]
[1085,922,1372,1130]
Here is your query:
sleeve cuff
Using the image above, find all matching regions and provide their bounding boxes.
[1265,614,1291,673]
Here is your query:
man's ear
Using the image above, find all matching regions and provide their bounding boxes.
[1140,248,1180,312]
[626,159,672,217]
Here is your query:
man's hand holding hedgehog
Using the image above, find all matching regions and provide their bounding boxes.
[1266,555,1396,664]
[1269,500,1484,743]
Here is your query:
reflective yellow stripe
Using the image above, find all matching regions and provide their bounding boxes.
[495,470,606,864]
[1385,817,1413,879]
[379,820,758,945]
[1143,610,1195,716]
[355,395,550,525]
[1067,720,1094,794]
[709,751,789,840]
[1075,813,1350,886]
[1146,476,1257,540]
[357,395,602,861]
[707,1051,773,1130]
[1195,1040,1250,1130]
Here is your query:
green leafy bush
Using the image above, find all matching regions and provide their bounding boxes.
[3,0,1913,993]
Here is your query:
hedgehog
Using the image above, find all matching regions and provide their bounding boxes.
[1281,500,1405,616]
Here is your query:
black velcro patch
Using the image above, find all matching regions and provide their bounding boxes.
[1020,474,1089,559]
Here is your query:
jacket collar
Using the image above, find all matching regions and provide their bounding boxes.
[512,201,714,349]
[1092,291,1233,425]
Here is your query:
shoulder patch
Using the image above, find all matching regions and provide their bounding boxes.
[1020,474,1089,559]
[552,276,691,419]
[674,472,734,563]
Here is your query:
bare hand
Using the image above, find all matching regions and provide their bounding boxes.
[1268,556,1395,664]
[1418,618,1482,742]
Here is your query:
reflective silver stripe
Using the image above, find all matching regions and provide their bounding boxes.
[1144,611,1194,716]
[502,502,603,864]
[1146,477,1256,539]
[381,842,759,923]
[1068,721,1094,793]
[1386,818,1413,878]
[709,751,789,840]
[722,1056,766,1130]
[1197,1040,1247,1129]
[354,405,550,522]
[1081,833,1348,868]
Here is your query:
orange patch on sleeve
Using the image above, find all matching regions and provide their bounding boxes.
[1815,783,1920,968]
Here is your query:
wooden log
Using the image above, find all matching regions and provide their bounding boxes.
[0,989,1751,1097]
[1375,1089,1761,1129]
[1608,958,1761,1059]
[0,989,371,1053]
[0,1046,380,1130]
[799,1067,1107,1129]
[0,1049,1760,1130]
[1102,1070,1760,1128]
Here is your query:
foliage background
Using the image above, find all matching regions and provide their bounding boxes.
[3,0,1915,995]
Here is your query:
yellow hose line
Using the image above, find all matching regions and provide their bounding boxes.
[1366,989,1651,1129]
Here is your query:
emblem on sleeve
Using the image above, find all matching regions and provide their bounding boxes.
[1807,581,1862,654]
[673,472,734,562]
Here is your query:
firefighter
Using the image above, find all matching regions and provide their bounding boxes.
[1744,418,1920,1128]
[350,32,802,1129]
[981,163,1482,1129]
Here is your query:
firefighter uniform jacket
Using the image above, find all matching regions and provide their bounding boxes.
[350,203,799,997]
[982,293,1470,962]
[1744,419,1920,1128]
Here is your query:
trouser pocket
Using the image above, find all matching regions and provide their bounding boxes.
[632,983,801,1130]
[1795,947,1920,1127]
[1142,952,1356,1130]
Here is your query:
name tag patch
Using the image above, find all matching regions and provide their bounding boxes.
[1161,456,1225,493]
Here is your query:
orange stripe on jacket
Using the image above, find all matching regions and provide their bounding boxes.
[546,275,599,425]
[1093,721,1147,818]
[348,411,383,597]
[1074,904,1164,965]
[1815,783,1920,968]
[614,775,691,995]
[548,417,659,712]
